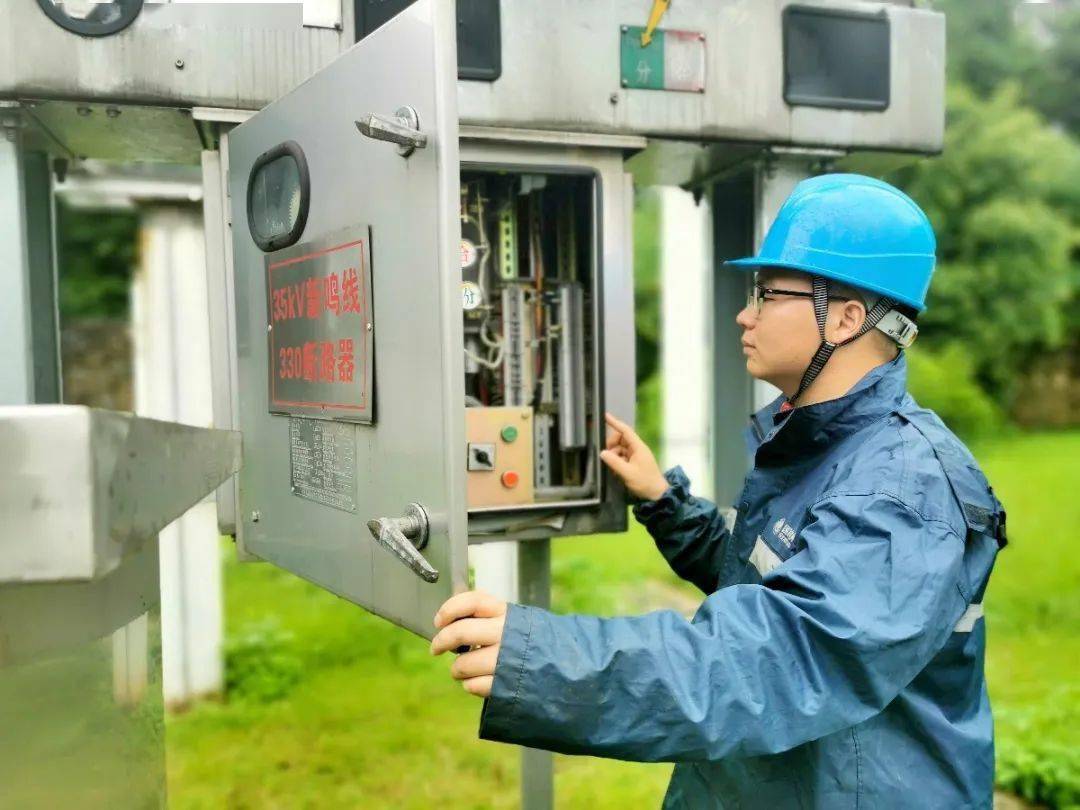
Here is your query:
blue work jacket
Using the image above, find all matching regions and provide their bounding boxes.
[478,354,1006,809]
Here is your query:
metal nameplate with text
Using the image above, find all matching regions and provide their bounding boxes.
[289,417,358,513]
[266,226,376,423]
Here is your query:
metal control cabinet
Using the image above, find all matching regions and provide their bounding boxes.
[457,1,943,153]
[228,3,637,634]
[228,1,468,636]
[0,1,943,161]
[458,139,637,542]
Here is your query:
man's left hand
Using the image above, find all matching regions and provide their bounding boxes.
[430,590,508,698]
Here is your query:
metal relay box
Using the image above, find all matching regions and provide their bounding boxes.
[227,1,635,635]
[0,1,942,164]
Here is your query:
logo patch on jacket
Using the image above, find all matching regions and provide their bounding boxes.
[772,518,797,549]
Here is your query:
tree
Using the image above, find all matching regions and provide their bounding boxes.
[934,0,1080,138]
[632,188,663,451]
[888,83,1080,406]
[932,0,1040,96]
[1029,5,1080,137]
[56,201,139,319]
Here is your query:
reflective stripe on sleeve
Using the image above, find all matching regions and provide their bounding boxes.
[954,603,984,633]
[749,535,784,577]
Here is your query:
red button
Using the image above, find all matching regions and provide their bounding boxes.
[501,471,520,489]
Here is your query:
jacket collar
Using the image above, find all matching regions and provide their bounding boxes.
[747,352,908,463]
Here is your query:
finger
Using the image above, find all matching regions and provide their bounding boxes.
[604,413,642,449]
[605,426,623,452]
[430,617,504,655]
[450,645,499,680]
[604,411,630,432]
[431,617,503,655]
[433,590,503,628]
[462,675,493,698]
[599,448,633,478]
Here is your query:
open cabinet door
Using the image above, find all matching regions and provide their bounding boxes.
[227,0,465,638]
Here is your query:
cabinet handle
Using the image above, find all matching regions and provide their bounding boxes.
[366,502,439,582]
[355,106,427,157]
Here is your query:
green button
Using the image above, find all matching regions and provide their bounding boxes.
[500,425,518,443]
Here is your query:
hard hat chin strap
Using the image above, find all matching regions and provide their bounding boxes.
[789,276,897,406]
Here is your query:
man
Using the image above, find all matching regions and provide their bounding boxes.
[431,174,1006,808]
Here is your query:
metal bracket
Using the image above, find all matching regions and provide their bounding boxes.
[355,106,428,157]
[366,502,439,582]
[0,101,23,143]
[0,406,242,583]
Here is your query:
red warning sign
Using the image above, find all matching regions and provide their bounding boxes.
[265,227,374,423]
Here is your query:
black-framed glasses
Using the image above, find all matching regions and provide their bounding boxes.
[747,284,850,316]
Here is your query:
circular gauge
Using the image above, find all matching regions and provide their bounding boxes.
[247,141,311,253]
[36,0,144,38]
[462,281,483,311]
[460,239,478,269]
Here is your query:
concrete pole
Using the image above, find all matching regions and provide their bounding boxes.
[470,540,520,603]
[469,538,551,809]
[659,186,713,494]
[132,205,223,709]
[517,539,553,810]
[0,133,35,404]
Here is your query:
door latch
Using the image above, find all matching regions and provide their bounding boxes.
[366,502,439,582]
[355,106,428,157]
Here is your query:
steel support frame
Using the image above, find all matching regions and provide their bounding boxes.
[0,123,60,405]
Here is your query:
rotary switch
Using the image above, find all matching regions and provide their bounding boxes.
[468,443,496,471]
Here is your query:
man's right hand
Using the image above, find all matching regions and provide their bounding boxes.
[599,412,670,501]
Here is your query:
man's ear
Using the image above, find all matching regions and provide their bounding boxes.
[829,299,867,343]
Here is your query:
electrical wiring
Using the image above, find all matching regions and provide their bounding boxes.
[465,344,503,370]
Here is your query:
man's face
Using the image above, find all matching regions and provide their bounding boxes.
[735,269,826,393]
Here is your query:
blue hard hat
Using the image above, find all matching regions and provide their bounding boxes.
[726,174,936,312]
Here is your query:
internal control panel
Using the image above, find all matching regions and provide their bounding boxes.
[465,406,534,508]
[460,171,598,512]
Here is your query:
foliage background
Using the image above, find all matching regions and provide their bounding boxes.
[889,1,1080,428]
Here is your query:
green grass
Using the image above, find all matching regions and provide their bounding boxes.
[166,430,1080,808]
[974,431,1080,808]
